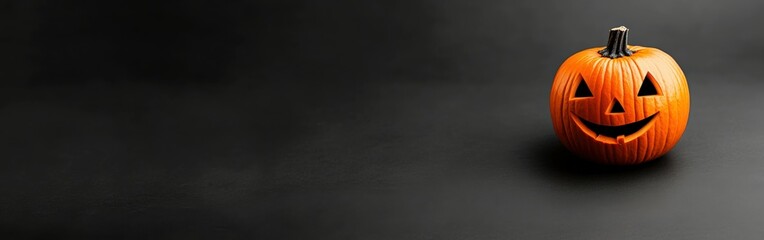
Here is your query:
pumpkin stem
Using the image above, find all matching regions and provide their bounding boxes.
[598,26,634,58]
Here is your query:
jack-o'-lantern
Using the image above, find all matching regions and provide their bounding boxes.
[550,26,690,165]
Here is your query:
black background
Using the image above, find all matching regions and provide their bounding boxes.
[3,0,764,239]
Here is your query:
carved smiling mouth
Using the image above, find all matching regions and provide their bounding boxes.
[571,113,659,144]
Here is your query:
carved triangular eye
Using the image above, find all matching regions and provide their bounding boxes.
[573,76,593,98]
[638,73,661,96]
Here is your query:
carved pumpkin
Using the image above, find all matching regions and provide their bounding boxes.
[549,26,690,165]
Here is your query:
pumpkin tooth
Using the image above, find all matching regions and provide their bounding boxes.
[617,135,626,145]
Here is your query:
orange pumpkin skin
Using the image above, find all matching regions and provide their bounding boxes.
[550,27,690,165]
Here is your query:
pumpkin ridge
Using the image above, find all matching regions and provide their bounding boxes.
[624,56,648,161]
[656,51,689,154]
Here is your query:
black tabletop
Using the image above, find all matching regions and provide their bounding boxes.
[3,0,764,239]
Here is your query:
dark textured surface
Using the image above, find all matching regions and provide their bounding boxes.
[2,0,764,239]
